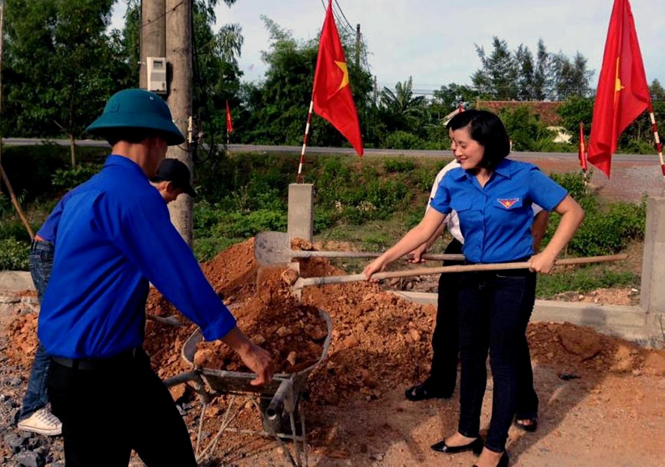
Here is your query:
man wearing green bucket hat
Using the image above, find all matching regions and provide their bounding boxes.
[37,89,273,466]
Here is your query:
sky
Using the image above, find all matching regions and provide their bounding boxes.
[110,0,665,95]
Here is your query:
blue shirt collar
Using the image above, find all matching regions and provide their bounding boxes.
[451,158,514,181]
[104,155,150,182]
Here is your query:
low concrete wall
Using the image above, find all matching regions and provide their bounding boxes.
[393,291,665,348]
[391,291,664,348]
[0,272,34,292]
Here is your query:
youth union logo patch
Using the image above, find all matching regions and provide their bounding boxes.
[497,198,519,209]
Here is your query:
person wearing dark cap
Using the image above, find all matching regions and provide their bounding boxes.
[17,157,196,439]
[37,89,272,466]
[150,157,197,201]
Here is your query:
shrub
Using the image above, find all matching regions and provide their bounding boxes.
[567,198,646,256]
[549,172,589,202]
[384,131,424,150]
[0,239,30,270]
[52,164,101,190]
[212,209,287,238]
[383,157,416,173]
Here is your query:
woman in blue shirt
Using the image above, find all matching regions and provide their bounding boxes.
[364,110,584,467]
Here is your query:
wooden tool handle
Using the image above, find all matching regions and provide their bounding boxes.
[293,254,627,289]
[291,251,465,261]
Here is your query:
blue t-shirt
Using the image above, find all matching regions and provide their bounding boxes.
[38,155,236,359]
[430,159,567,264]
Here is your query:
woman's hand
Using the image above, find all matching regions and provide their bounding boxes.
[528,252,557,274]
[363,258,386,281]
[408,243,428,263]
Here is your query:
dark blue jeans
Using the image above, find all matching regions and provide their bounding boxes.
[457,268,538,453]
[19,240,55,420]
[429,239,464,392]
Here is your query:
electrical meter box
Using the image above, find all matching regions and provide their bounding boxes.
[147,57,167,94]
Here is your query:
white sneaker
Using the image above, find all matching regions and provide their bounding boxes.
[17,408,62,436]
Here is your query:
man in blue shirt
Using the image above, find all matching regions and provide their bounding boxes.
[17,158,197,437]
[38,89,272,466]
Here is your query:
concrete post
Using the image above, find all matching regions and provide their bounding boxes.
[288,184,314,242]
[641,196,665,315]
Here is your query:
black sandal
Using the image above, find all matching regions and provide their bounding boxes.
[404,382,451,401]
[513,417,538,433]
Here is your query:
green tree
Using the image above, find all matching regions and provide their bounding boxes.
[240,16,374,148]
[552,52,594,99]
[557,96,594,140]
[650,79,665,101]
[471,37,593,102]
[3,0,131,165]
[379,77,426,133]
[471,37,519,100]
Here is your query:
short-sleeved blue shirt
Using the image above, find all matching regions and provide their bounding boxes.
[39,155,237,359]
[430,159,567,264]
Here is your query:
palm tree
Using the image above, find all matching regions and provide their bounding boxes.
[379,77,426,132]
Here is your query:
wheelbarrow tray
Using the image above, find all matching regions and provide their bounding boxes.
[180,309,333,396]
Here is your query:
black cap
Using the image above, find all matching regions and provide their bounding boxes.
[152,159,196,197]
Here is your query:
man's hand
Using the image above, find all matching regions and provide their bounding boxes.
[222,327,273,385]
[408,243,428,263]
[236,343,273,386]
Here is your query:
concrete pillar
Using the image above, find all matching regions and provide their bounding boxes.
[288,184,314,242]
[641,196,665,315]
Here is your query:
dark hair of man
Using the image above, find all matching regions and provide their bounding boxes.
[446,109,511,172]
[104,128,166,147]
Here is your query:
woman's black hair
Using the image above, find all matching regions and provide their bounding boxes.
[446,109,511,171]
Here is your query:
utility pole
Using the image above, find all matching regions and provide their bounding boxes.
[140,0,166,89]
[165,0,194,245]
[373,76,378,106]
[355,24,361,69]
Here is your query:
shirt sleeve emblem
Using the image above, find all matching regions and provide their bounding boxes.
[497,198,520,209]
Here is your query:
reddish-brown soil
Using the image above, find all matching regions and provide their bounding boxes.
[4,238,665,466]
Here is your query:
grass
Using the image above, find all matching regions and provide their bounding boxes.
[536,265,639,299]
[0,149,646,298]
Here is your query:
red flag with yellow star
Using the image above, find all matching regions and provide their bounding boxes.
[312,0,364,156]
[588,0,650,177]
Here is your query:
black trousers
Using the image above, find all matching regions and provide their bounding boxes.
[48,348,197,467]
[457,269,539,453]
[428,238,464,393]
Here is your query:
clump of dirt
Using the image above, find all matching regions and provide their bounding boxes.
[193,267,327,374]
[6,313,39,366]
[291,237,314,251]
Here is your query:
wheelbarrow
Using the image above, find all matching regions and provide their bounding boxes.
[164,309,333,467]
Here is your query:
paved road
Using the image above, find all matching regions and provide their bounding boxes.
[1,138,658,161]
[4,138,664,202]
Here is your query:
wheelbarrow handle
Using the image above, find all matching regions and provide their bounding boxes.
[292,254,627,290]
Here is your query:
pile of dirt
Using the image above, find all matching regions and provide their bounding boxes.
[193,268,327,374]
[6,237,665,408]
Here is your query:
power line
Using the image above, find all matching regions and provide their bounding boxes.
[139,0,184,30]
[333,0,355,34]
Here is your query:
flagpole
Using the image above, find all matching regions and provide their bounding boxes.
[647,105,665,178]
[579,121,589,188]
[296,100,314,183]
